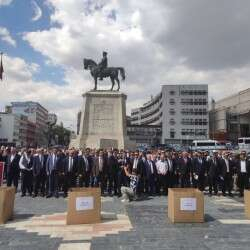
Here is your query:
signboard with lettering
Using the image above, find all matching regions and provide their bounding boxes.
[76,196,94,211]
[180,197,197,211]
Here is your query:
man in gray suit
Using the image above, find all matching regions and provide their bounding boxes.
[46,148,59,198]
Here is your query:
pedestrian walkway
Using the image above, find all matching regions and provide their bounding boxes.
[1,194,250,249]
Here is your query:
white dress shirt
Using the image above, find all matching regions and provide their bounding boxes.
[10,154,15,163]
[240,160,246,173]
[133,158,138,170]
[98,156,103,171]
[156,160,167,175]
[68,156,73,172]
[224,158,229,173]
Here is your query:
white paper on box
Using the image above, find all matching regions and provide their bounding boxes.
[180,198,197,211]
[76,196,94,211]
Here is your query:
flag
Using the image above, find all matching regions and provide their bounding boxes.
[0,53,3,81]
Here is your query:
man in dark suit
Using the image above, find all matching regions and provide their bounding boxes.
[131,150,146,195]
[220,151,234,196]
[83,148,93,187]
[77,150,86,187]
[177,151,192,188]
[6,147,20,190]
[107,149,119,196]
[145,152,157,195]
[63,149,78,197]
[192,152,207,191]
[236,151,250,197]
[166,152,176,190]
[33,148,47,197]
[208,151,220,196]
[93,149,108,194]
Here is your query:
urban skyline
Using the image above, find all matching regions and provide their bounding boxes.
[1,1,250,128]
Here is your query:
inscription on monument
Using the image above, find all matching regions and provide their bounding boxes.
[92,104,114,133]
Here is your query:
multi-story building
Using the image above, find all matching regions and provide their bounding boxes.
[131,85,209,145]
[0,112,36,147]
[26,119,36,147]
[0,112,21,146]
[209,88,250,142]
[11,101,48,146]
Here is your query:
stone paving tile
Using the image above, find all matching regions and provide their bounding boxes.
[0,193,129,250]
[90,195,250,250]
[1,192,250,250]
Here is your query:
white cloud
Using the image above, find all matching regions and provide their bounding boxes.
[31,0,42,22]
[0,55,88,128]
[14,0,250,126]
[0,27,16,47]
[0,0,12,6]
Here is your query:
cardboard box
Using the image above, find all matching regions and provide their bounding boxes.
[66,187,101,225]
[0,186,15,224]
[168,188,204,223]
[244,189,250,219]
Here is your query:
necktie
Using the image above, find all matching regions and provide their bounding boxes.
[168,159,171,171]
[99,157,103,171]
[68,157,72,172]
[85,157,89,171]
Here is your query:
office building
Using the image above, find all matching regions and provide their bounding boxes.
[131,84,209,145]
[11,101,48,146]
[209,88,250,142]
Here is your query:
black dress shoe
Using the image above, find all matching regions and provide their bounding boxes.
[46,194,52,198]
[21,194,26,197]
[32,194,37,198]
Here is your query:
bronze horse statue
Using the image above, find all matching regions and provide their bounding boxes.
[83,58,125,91]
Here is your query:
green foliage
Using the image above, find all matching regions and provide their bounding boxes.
[49,124,71,146]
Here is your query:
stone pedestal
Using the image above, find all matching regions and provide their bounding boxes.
[71,91,135,149]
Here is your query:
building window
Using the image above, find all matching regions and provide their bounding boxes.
[169,119,175,125]
[169,99,175,105]
[170,131,175,138]
[169,90,175,95]
[169,109,175,115]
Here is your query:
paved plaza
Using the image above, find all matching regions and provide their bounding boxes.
[0,193,250,250]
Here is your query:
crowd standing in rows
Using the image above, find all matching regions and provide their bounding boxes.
[0,146,249,202]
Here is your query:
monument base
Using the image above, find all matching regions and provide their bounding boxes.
[71,90,135,150]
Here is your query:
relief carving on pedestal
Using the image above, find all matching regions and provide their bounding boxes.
[92,103,114,133]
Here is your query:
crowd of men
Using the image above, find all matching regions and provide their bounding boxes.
[0,146,250,200]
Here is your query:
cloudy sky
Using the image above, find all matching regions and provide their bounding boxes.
[0,0,250,129]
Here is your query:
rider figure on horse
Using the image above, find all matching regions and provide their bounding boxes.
[98,51,108,80]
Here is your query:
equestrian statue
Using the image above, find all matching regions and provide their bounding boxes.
[83,51,125,91]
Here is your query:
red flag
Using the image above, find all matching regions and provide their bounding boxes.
[0,53,3,81]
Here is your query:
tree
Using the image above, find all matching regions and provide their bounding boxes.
[51,124,71,146]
